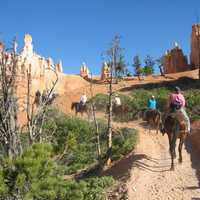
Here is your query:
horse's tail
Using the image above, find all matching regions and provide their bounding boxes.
[139,108,147,120]
[71,102,75,110]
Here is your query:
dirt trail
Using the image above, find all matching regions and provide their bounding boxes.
[113,121,200,200]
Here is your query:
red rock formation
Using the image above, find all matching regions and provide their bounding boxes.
[190,24,200,69]
[101,62,110,80]
[163,45,188,74]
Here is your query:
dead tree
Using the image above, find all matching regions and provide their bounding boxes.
[106,53,114,166]
[156,57,165,77]
[26,68,58,144]
[0,38,59,159]
[104,36,119,166]
[89,73,101,160]
[0,39,22,159]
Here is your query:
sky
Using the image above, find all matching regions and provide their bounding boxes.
[1,0,200,74]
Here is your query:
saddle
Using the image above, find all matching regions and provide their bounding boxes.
[166,110,187,134]
[144,109,159,121]
[78,102,86,111]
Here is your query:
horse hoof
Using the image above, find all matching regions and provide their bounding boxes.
[178,159,182,164]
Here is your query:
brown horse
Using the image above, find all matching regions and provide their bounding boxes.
[142,109,161,134]
[163,111,188,170]
[112,104,129,121]
[71,102,90,117]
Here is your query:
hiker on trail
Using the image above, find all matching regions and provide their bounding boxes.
[161,86,190,134]
[147,95,157,110]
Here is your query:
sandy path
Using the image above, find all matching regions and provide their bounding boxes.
[113,121,200,200]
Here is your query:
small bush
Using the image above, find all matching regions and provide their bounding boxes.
[43,113,97,173]
[112,128,138,160]
[143,66,154,75]
[185,89,200,121]
[88,93,108,111]
[83,176,115,200]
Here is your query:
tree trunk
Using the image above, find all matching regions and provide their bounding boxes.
[89,74,101,160]
[106,48,114,166]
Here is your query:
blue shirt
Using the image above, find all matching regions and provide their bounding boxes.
[147,99,157,109]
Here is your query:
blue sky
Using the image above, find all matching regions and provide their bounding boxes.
[1,0,200,74]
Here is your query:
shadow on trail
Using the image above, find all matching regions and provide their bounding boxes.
[101,153,146,181]
[74,153,146,181]
[101,153,171,182]
[184,186,200,190]
[133,159,171,173]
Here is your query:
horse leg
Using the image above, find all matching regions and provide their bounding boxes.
[170,131,178,170]
[75,105,79,116]
[167,133,171,153]
[169,140,175,170]
[167,133,175,170]
[149,120,152,134]
[170,150,175,171]
[156,122,159,134]
[155,117,160,134]
[178,138,184,163]
[149,123,151,134]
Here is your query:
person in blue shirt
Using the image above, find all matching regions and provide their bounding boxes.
[147,95,157,110]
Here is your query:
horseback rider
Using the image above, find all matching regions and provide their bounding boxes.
[147,95,157,110]
[143,95,158,121]
[161,86,190,134]
[78,93,87,112]
[80,93,87,105]
[113,94,121,107]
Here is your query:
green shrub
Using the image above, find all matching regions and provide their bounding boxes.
[83,176,115,200]
[42,109,139,173]
[185,89,200,121]
[143,66,154,75]
[43,113,97,173]
[112,128,138,160]
[130,87,169,112]
[88,93,109,111]
[0,143,115,200]
[0,143,66,200]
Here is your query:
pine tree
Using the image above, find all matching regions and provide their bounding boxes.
[133,55,143,80]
